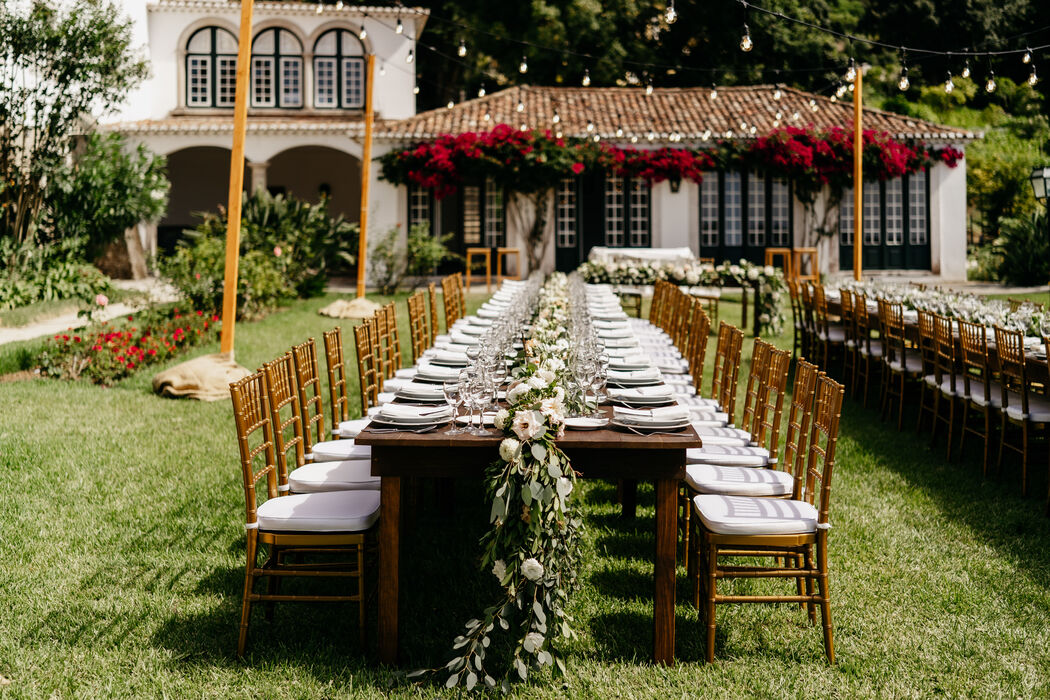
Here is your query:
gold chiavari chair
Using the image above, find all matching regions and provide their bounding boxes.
[839,290,858,393]
[958,319,999,477]
[648,280,666,327]
[376,302,415,393]
[853,293,881,408]
[427,281,441,340]
[879,299,923,430]
[230,371,378,656]
[813,285,846,373]
[786,278,804,360]
[453,272,467,319]
[407,291,430,364]
[292,338,372,463]
[930,314,963,459]
[914,310,939,435]
[354,322,381,417]
[995,326,1050,497]
[689,374,845,664]
[681,321,742,422]
[799,282,817,361]
[322,327,371,439]
[685,300,711,391]
[441,276,459,330]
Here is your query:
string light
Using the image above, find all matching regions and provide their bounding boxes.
[961,57,971,78]
[519,55,528,74]
[483,111,491,121]
[773,85,782,101]
[447,99,454,109]
[665,0,677,25]
[897,49,910,91]
[335,0,343,8]
[395,16,403,34]
[458,39,467,57]
[616,125,624,137]
[516,99,525,112]
[835,83,848,99]
[985,70,997,93]
[829,96,836,104]
[586,120,595,132]
[944,71,954,94]
[477,84,486,97]
[630,135,639,144]
[844,57,856,83]
[709,84,718,100]
[359,25,367,40]
[792,111,800,121]
[582,69,591,87]
[555,130,563,139]
[593,133,600,142]
[1029,65,1039,86]
[775,110,783,120]
[315,2,322,13]
[646,78,654,95]
[740,23,753,52]
[647,131,655,141]
[552,109,560,124]
[1023,47,1032,64]
[405,49,414,64]
[809,98,818,112]
[520,123,528,132]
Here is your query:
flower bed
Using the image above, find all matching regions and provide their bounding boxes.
[37,305,219,385]
[577,258,787,336]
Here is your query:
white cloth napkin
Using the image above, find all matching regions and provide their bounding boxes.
[397,382,446,398]
[379,404,451,420]
[416,361,462,380]
[430,350,469,365]
[597,327,633,339]
[609,353,652,368]
[449,332,481,346]
[613,405,690,424]
[608,385,674,400]
[607,367,661,380]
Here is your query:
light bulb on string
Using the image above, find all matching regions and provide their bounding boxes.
[395,16,403,34]
[477,84,486,98]
[483,112,491,122]
[809,98,818,112]
[961,58,971,79]
[335,0,343,9]
[1023,48,1032,65]
[405,49,414,64]
[586,120,595,132]
[845,58,856,83]
[848,82,855,92]
[709,84,718,100]
[773,85,782,101]
[648,131,655,142]
[1029,66,1039,86]
[521,123,528,132]
[616,125,624,137]
[519,55,528,74]
[985,70,997,93]
[725,129,733,138]
[582,69,591,87]
[631,135,639,143]
[447,99,454,109]
[646,78,654,95]
[829,96,837,104]
[835,83,848,99]
[552,109,560,124]
[775,110,782,120]
[665,0,677,25]
[516,99,525,113]
[749,125,757,135]
[458,39,467,58]
[792,111,800,121]
[555,130,563,139]
[315,2,323,13]
[593,134,600,142]
[944,72,954,94]
[897,50,909,91]
[359,25,367,40]
[739,24,753,52]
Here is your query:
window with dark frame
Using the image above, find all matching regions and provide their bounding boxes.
[185,26,238,108]
[698,171,794,253]
[839,170,930,251]
[604,176,650,247]
[313,29,365,109]
[251,28,303,108]
[555,178,577,249]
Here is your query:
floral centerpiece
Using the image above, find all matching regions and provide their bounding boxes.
[423,274,583,692]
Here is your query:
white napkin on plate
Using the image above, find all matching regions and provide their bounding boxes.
[607,367,661,380]
[430,350,469,365]
[613,405,690,424]
[449,332,481,346]
[379,404,451,420]
[597,327,633,339]
[416,361,462,380]
[608,385,674,399]
[397,382,446,398]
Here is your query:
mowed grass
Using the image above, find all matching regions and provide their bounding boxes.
[2,290,1050,697]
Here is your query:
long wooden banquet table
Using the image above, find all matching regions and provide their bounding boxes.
[355,406,703,666]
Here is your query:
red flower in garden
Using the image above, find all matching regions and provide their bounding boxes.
[571,162,585,175]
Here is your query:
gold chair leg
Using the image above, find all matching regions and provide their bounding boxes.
[358,543,366,648]
[705,542,717,663]
[1022,422,1030,497]
[817,540,835,664]
[237,534,257,657]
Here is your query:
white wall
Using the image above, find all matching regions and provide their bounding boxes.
[930,156,968,280]
[650,179,696,251]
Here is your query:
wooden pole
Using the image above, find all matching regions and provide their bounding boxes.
[852,67,863,281]
[356,54,376,298]
[219,0,255,358]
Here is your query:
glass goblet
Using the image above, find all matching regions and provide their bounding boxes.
[443,380,465,435]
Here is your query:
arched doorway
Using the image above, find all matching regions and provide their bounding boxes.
[160,146,248,253]
[266,146,361,222]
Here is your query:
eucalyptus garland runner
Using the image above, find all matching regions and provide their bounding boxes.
[422,274,584,692]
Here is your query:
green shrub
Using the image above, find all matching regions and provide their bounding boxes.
[368,227,404,296]
[966,244,1002,282]
[0,238,111,311]
[405,223,458,286]
[995,213,1049,285]
[158,190,357,318]
[368,224,459,295]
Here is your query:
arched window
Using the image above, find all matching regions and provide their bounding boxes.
[313,29,365,109]
[251,28,303,108]
[185,26,238,108]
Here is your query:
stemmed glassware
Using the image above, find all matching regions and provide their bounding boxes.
[443,379,465,435]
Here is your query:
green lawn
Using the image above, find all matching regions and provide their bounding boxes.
[2,291,1050,697]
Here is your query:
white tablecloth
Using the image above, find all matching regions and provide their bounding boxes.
[588,247,695,264]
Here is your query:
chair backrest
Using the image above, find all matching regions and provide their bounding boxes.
[442,276,459,329]
[686,299,711,387]
[454,272,466,318]
[372,306,394,380]
[290,338,326,451]
[877,299,908,368]
[933,314,957,394]
[994,325,1029,415]
[839,289,856,345]
[798,374,846,527]
[854,293,875,354]
[957,318,990,402]
[751,344,792,456]
[322,327,351,433]
[738,339,771,437]
[669,288,692,350]
[407,291,429,363]
[786,278,801,327]
[916,309,936,371]
[710,322,744,422]
[354,321,380,413]
[799,282,816,334]
[427,281,440,339]
[812,284,830,338]
[384,301,403,373]
[263,352,305,488]
[650,280,668,328]
[781,358,820,479]
[229,371,279,528]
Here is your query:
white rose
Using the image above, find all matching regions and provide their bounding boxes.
[536,368,556,384]
[492,559,507,581]
[527,375,548,390]
[521,557,544,582]
[554,385,565,401]
[747,267,759,280]
[499,437,521,462]
[494,408,510,430]
[764,265,775,276]
[506,382,529,405]
[512,410,545,442]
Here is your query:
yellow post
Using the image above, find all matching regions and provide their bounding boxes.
[219,0,255,358]
[356,54,376,298]
[852,67,863,282]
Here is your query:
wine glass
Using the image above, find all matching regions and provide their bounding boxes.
[443,380,465,435]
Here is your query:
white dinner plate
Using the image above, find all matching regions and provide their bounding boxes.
[565,416,610,430]
[610,418,691,433]
[368,418,450,430]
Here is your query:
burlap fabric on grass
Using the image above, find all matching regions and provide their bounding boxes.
[152,353,251,401]
[318,297,382,319]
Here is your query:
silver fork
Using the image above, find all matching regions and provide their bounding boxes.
[621,425,690,437]
[368,423,447,434]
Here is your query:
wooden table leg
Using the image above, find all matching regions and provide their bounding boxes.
[619,479,638,519]
[653,478,677,666]
[378,475,401,665]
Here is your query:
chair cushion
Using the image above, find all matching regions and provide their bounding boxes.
[662,375,694,385]
[338,418,372,438]
[818,326,846,343]
[693,425,754,447]
[687,444,771,467]
[964,381,1003,408]
[685,464,793,497]
[1005,394,1050,422]
[888,354,924,374]
[690,414,730,428]
[693,494,818,535]
[289,460,380,494]
[310,439,371,462]
[256,490,380,532]
[859,344,884,358]
[679,395,720,408]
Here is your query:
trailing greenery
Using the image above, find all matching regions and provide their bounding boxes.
[158,190,358,319]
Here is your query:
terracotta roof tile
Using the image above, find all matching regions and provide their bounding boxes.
[374,85,978,144]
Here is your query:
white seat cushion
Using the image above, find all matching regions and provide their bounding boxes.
[338,418,372,438]
[310,439,371,462]
[289,460,380,493]
[687,444,771,467]
[859,344,884,358]
[690,414,730,428]
[818,325,846,343]
[693,425,754,446]
[679,395,720,408]
[964,381,1003,408]
[693,494,818,535]
[685,464,794,497]
[888,354,924,374]
[1005,394,1050,422]
[662,375,693,385]
[256,490,380,532]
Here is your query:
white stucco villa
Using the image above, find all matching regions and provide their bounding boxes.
[106,0,979,279]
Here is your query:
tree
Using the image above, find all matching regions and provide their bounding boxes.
[0,0,149,253]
